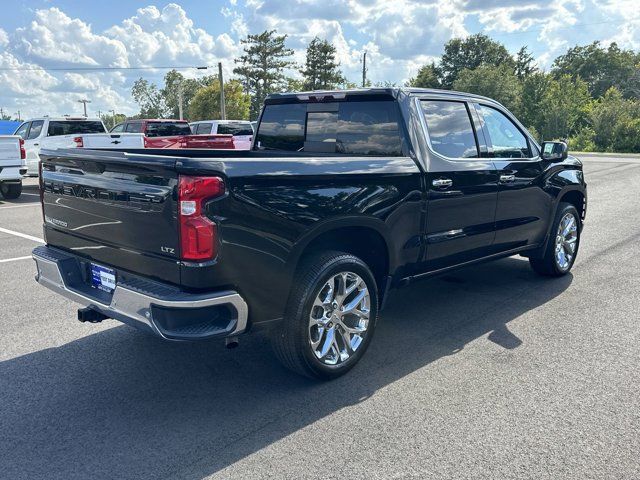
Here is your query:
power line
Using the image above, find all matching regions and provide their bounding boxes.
[0,65,212,72]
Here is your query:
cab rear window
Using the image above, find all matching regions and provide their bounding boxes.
[256,101,403,155]
[47,121,105,137]
[217,124,254,136]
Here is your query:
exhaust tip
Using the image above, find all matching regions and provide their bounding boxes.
[225,336,239,349]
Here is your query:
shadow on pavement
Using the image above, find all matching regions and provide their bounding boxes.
[0,257,572,480]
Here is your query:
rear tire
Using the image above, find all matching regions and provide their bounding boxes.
[529,202,580,276]
[0,182,22,199]
[271,251,379,380]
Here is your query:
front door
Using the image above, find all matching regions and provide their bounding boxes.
[418,99,499,271]
[23,120,44,175]
[474,104,551,251]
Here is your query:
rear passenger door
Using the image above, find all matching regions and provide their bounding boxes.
[474,104,550,251]
[419,99,499,270]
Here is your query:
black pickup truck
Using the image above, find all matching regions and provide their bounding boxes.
[33,88,586,379]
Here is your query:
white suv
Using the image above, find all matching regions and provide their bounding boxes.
[189,120,254,150]
[14,117,106,175]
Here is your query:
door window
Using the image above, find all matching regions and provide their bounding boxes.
[14,122,30,140]
[195,123,213,135]
[27,120,44,140]
[421,101,479,158]
[125,123,143,133]
[111,123,124,133]
[478,105,530,158]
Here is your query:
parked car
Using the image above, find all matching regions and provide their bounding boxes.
[32,88,586,379]
[14,117,106,175]
[189,120,254,149]
[0,135,27,199]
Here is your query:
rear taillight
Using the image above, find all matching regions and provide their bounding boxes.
[178,176,225,261]
[19,138,25,159]
[73,136,83,147]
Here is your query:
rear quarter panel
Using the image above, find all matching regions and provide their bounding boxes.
[181,156,423,324]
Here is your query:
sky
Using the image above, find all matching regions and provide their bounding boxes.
[0,0,638,119]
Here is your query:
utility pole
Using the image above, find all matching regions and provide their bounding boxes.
[178,83,184,120]
[362,51,367,88]
[109,109,116,129]
[78,99,91,117]
[15,110,21,121]
[218,62,226,120]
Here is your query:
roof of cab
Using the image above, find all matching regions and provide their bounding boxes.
[24,117,103,122]
[265,87,497,104]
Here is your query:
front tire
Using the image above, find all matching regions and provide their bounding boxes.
[0,182,22,199]
[271,251,379,380]
[529,202,580,276]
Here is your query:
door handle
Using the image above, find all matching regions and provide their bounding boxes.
[432,178,453,188]
[500,174,515,183]
[33,143,39,146]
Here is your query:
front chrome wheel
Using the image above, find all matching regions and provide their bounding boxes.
[308,271,370,366]
[555,212,578,271]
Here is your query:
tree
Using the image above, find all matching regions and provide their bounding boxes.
[539,74,591,140]
[520,72,552,138]
[300,37,345,90]
[407,62,441,88]
[131,78,168,118]
[234,30,295,120]
[514,46,537,80]
[453,64,522,114]
[161,70,214,119]
[552,41,640,98]
[586,87,640,152]
[100,112,127,130]
[188,79,250,121]
[439,34,515,88]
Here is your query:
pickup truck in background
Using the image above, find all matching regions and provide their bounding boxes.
[32,88,587,379]
[189,120,254,150]
[0,135,27,199]
[101,118,235,149]
[73,132,235,150]
[14,117,107,175]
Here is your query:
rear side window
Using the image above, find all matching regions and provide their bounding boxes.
[27,120,44,140]
[217,123,253,136]
[194,123,213,135]
[47,121,105,136]
[125,123,143,133]
[14,122,30,140]
[477,105,530,158]
[146,122,192,137]
[110,123,124,133]
[256,100,403,155]
[421,100,478,158]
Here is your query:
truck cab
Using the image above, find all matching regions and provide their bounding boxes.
[14,117,106,176]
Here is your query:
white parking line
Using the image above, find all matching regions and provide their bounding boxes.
[0,255,32,263]
[20,192,40,197]
[0,226,44,243]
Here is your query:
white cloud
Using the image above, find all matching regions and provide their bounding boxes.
[0,1,638,118]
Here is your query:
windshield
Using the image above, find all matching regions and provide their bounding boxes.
[145,122,192,137]
[47,121,106,137]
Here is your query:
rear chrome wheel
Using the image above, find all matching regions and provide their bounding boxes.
[308,272,370,366]
[554,212,578,271]
[271,251,379,380]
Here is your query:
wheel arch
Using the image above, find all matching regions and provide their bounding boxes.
[287,217,395,302]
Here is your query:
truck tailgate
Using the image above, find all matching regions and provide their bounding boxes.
[40,149,182,285]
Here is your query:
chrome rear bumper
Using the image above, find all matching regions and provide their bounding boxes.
[32,246,248,341]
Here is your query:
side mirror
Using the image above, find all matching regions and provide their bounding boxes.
[541,141,568,161]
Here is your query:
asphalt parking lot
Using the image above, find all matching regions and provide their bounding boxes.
[1,154,639,480]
